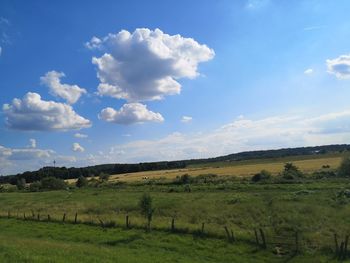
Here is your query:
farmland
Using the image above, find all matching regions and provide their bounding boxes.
[102,153,343,183]
[0,152,350,262]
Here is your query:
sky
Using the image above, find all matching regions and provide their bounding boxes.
[1,0,350,175]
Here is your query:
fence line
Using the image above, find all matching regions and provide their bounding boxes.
[0,210,347,259]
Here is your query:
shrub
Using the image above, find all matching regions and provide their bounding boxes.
[16,178,26,190]
[251,170,271,182]
[281,163,303,179]
[179,174,191,184]
[29,181,41,192]
[139,193,154,230]
[338,157,350,177]
[76,176,88,188]
[40,177,67,190]
[99,173,110,181]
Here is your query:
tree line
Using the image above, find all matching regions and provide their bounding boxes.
[1,144,349,185]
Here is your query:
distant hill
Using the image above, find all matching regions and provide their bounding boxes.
[1,144,349,185]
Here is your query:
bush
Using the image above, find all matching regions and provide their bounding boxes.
[312,170,336,179]
[281,163,303,179]
[338,157,350,177]
[16,178,26,190]
[40,177,67,190]
[29,181,41,192]
[179,174,191,184]
[76,176,88,188]
[99,173,110,181]
[139,193,154,230]
[251,170,271,182]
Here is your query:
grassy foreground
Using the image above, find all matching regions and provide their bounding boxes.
[0,218,333,262]
[1,153,350,262]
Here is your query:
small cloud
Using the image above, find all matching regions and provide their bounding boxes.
[304,68,313,75]
[246,0,269,9]
[72,142,85,153]
[40,71,87,104]
[327,54,350,79]
[99,103,164,125]
[303,26,324,31]
[28,139,36,148]
[85,36,102,50]
[122,134,131,137]
[0,17,10,25]
[74,133,88,139]
[181,116,193,123]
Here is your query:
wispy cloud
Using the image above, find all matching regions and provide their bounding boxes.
[303,25,325,31]
[246,0,270,10]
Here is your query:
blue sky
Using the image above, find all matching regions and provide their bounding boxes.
[1,0,350,175]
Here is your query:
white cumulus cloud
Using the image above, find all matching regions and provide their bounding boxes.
[181,116,193,123]
[326,54,350,79]
[72,142,85,152]
[87,28,215,101]
[3,92,91,131]
[40,71,87,104]
[99,103,164,124]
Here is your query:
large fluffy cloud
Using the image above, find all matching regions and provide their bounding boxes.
[87,28,215,101]
[326,54,350,79]
[40,71,87,104]
[99,103,164,124]
[3,92,91,131]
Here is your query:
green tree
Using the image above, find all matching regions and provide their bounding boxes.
[179,174,191,184]
[281,163,303,179]
[139,193,154,231]
[29,181,41,192]
[16,178,26,190]
[338,157,350,177]
[41,177,67,190]
[99,173,110,181]
[251,170,271,182]
[76,176,88,188]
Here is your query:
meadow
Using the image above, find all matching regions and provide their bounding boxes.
[1,152,350,262]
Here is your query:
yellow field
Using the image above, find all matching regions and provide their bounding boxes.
[106,155,343,182]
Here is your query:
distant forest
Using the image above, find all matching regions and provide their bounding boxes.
[1,144,349,185]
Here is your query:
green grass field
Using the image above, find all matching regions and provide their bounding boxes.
[1,154,350,262]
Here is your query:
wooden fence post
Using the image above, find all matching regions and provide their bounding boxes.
[254,229,260,246]
[334,233,339,257]
[125,214,129,228]
[74,213,78,224]
[201,222,205,235]
[23,212,26,220]
[230,229,235,242]
[37,213,40,221]
[47,214,51,221]
[259,228,266,249]
[295,231,299,254]
[224,226,231,242]
[344,235,349,260]
[171,218,175,232]
[62,213,66,222]
[339,241,345,260]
